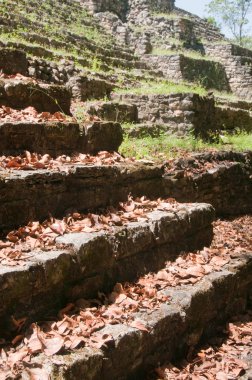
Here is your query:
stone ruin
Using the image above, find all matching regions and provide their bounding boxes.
[0,0,252,378]
[80,0,252,100]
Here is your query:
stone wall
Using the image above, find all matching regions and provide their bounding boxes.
[80,0,223,53]
[82,0,175,20]
[79,0,129,20]
[174,7,224,42]
[28,57,79,84]
[205,43,252,100]
[0,48,28,75]
[112,93,216,137]
[112,92,252,136]
[142,54,230,91]
[215,106,252,133]
[163,151,252,216]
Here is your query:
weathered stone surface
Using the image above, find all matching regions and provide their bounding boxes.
[113,93,216,137]
[142,54,230,91]
[113,93,252,136]
[0,121,123,156]
[163,151,252,216]
[0,203,214,332]
[205,43,252,100]
[0,163,164,233]
[216,105,252,133]
[0,79,71,114]
[23,253,252,379]
[86,101,138,123]
[0,48,29,75]
[0,152,251,233]
[67,75,114,101]
[84,121,123,153]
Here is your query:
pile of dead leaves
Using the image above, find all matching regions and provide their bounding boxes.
[0,151,134,171]
[155,311,252,380]
[139,215,252,289]
[0,216,251,379]
[0,280,169,379]
[0,196,178,266]
[165,157,234,177]
[0,106,69,123]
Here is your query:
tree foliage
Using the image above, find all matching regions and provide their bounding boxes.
[207,0,252,46]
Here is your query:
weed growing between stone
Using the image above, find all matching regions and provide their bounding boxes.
[120,132,252,161]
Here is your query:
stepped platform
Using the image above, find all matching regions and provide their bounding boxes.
[163,151,252,216]
[112,92,216,138]
[113,92,252,136]
[205,43,252,100]
[0,120,122,156]
[0,152,251,234]
[2,248,251,379]
[0,202,214,333]
[85,101,138,123]
[142,54,230,91]
[0,48,29,75]
[0,1,252,378]
[0,163,163,233]
[0,79,71,115]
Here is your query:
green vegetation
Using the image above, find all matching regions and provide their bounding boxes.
[0,0,121,73]
[0,0,111,46]
[115,80,208,96]
[120,132,252,161]
[207,0,252,47]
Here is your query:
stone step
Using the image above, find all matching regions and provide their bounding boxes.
[0,120,123,156]
[163,151,252,216]
[0,79,71,114]
[216,105,252,133]
[0,28,139,73]
[1,7,136,61]
[216,96,252,111]
[66,75,114,101]
[0,162,164,233]
[113,92,252,135]
[10,251,252,379]
[17,31,138,64]
[112,92,217,138]
[0,152,251,234]
[85,101,138,123]
[0,48,29,75]
[142,54,230,91]
[124,123,169,138]
[206,42,252,60]
[0,202,214,333]
[149,299,252,380]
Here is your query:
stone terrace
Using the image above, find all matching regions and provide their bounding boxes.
[0,1,252,379]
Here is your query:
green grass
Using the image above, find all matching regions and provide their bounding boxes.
[115,80,207,96]
[220,132,252,150]
[120,133,252,161]
[0,0,118,63]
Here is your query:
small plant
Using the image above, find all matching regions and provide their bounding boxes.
[91,56,102,72]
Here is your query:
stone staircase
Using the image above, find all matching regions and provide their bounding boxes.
[0,1,252,379]
[0,50,123,158]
